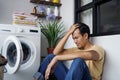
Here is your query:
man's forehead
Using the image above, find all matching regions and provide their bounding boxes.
[72,29,81,37]
[73,28,80,34]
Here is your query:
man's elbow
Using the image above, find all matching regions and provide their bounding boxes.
[90,50,100,60]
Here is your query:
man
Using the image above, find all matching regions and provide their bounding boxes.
[34,22,105,80]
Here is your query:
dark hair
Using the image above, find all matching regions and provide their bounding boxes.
[77,22,90,39]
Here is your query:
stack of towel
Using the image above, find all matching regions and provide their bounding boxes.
[13,12,37,27]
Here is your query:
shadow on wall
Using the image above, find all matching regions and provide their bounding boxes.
[41,34,48,57]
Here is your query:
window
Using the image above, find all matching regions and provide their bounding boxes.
[75,0,120,36]
[81,0,92,6]
[80,9,93,34]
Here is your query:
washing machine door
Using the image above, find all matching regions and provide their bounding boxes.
[2,35,23,74]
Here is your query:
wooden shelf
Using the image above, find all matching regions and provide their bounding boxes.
[31,13,46,17]
[30,0,62,7]
[31,13,62,19]
[30,0,62,20]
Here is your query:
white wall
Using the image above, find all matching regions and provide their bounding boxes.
[0,0,34,24]
[60,0,76,48]
[92,35,120,80]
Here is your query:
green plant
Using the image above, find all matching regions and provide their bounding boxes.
[40,20,64,48]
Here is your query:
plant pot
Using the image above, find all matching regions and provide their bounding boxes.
[47,48,54,54]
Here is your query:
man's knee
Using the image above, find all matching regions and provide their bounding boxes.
[74,58,84,63]
[47,54,55,58]
[45,54,55,61]
[73,58,86,67]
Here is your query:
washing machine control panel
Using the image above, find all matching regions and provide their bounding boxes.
[0,24,40,34]
[16,25,40,34]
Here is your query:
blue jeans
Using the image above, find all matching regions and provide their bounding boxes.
[37,54,91,80]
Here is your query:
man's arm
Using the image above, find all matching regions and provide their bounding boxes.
[54,50,99,61]
[53,24,78,55]
[53,32,71,55]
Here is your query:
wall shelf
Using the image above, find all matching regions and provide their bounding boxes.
[31,13,62,19]
[30,0,62,7]
[30,0,62,20]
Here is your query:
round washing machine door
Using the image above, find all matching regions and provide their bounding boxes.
[2,35,23,74]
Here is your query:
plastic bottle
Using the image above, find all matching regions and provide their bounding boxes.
[46,6,51,15]
[33,6,37,15]
[54,6,59,16]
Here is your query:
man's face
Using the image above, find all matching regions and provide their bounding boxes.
[72,28,87,49]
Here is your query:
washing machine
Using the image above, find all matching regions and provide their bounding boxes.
[0,24,41,80]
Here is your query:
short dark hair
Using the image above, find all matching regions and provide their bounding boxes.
[77,22,90,39]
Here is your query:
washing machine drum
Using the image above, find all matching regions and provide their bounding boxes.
[2,36,31,74]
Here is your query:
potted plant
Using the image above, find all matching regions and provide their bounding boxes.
[39,20,64,54]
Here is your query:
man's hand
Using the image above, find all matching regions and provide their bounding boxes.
[45,57,58,80]
[45,64,51,80]
[68,24,79,34]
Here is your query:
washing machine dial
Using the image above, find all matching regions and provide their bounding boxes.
[18,28,24,33]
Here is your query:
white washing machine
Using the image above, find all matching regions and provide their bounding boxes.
[0,24,41,80]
